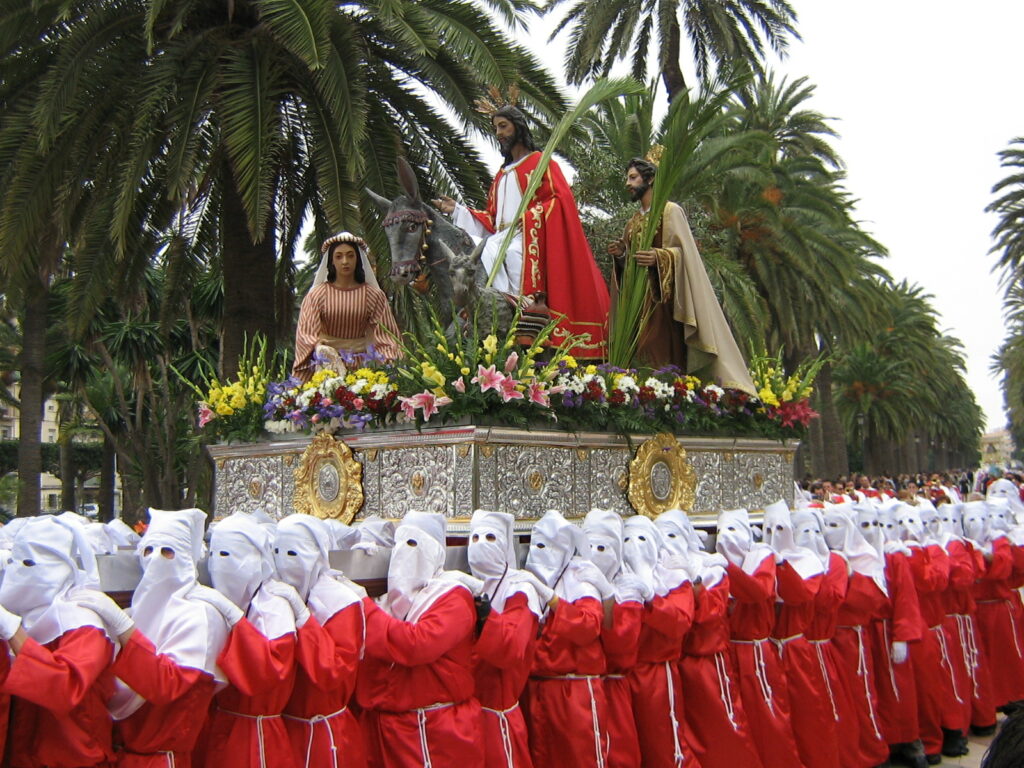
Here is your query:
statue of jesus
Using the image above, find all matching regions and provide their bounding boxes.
[432,104,610,358]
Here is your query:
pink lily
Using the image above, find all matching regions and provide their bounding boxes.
[499,376,525,403]
[472,364,505,394]
[504,351,519,373]
[197,403,215,428]
[453,377,466,393]
[399,396,419,420]
[526,382,550,407]
[412,390,452,421]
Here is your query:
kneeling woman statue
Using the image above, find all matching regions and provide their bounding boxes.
[293,232,401,381]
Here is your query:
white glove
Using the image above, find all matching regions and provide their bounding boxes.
[883,540,912,557]
[570,560,615,600]
[506,570,555,606]
[192,586,244,627]
[702,553,729,570]
[441,570,485,596]
[773,550,785,565]
[0,603,21,641]
[69,587,135,637]
[262,581,311,628]
[891,640,909,664]
[350,541,380,556]
[615,573,654,603]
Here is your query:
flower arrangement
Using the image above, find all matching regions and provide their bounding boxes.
[391,312,575,427]
[748,350,823,430]
[181,335,283,443]
[262,346,400,433]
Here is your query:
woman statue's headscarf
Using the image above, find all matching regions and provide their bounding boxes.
[311,232,380,294]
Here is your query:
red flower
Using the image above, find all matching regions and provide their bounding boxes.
[638,385,656,404]
[609,389,626,405]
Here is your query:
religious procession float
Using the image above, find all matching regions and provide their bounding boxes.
[189,99,822,536]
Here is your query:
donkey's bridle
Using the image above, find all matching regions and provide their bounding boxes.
[384,208,440,293]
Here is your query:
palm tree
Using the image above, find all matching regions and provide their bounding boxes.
[3,0,567,378]
[989,137,1024,280]
[546,0,799,99]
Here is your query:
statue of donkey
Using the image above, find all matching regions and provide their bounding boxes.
[364,158,517,338]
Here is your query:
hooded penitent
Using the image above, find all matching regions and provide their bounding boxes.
[383,511,454,622]
[791,508,831,569]
[875,500,902,544]
[582,508,626,581]
[209,511,299,641]
[823,504,887,596]
[962,500,990,546]
[468,508,542,616]
[763,500,824,579]
[655,508,724,587]
[0,515,106,645]
[275,514,361,626]
[623,515,685,597]
[716,508,770,574]
[111,508,230,720]
[895,503,926,544]
[854,503,886,554]
[526,509,595,601]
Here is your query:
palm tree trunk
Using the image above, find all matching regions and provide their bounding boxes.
[661,11,688,100]
[221,178,277,378]
[814,361,848,478]
[99,434,115,522]
[16,277,48,517]
[59,432,75,511]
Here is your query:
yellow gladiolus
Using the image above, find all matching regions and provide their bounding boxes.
[482,335,498,356]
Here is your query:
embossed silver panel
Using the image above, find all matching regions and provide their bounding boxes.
[208,428,796,521]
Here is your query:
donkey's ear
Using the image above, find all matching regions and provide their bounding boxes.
[396,157,421,202]
[364,188,392,213]
[471,239,487,264]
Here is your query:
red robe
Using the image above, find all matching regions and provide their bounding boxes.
[832,573,890,768]
[941,539,994,731]
[725,557,805,768]
[358,588,482,768]
[465,152,610,357]
[602,600,643,768]
[799,553,850,768]
[868,552,923,745]
[907,544,956,756]
[2,626,115,768]
[283,603,365,768]
[628,583,701,768]
[113,631,219,768]
[772,562,839,768]
[198,619,297,768]
[972,537,1024,708]
[524,596,608,768]
[473,592,538,768]
[678,577,763,768]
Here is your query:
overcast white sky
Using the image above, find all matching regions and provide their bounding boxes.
[504,2,1020,432]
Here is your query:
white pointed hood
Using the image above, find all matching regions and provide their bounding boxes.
[526,510,595,601]
[383,512,455,622]
[623,515,686,597]
[716,508,771,575]
[823,503,886,596]
[468,509,541,616]
[275,514,361,626]
[763,500,823,580]
[791,508,831,569]
[582,508,626,581]
[0,515,107,645]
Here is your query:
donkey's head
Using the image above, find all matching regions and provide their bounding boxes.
[448,240,487,307]
[365,158,436,286]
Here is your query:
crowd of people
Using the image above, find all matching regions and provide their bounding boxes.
[1,486,1024,767]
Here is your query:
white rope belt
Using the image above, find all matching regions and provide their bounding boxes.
[809,640,840,722]
[414,701,456,768]
[881,619,900,701]
[663,661,685,766]
[712,651,738,729]
[482,702,520,768]
[731,637,774,712]
[283,705,348,768]
[1008,602,1024,659]
[603,673,626,680]
[218,708,281,768]
[585,677,606,768]
[931,625,964,704]
[532,674,602,680]
[839,625,882,739]
[950,613,981,698]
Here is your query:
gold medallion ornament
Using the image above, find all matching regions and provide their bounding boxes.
[292,433,364,522]
[627,433,698,518]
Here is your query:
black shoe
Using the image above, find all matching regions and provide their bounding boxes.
[998,699,1024,715]
[889,742,927,768]
[925,755,941,765]
[941,728,969,757]
[971,723,997,737]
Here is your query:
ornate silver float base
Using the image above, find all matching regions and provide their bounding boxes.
[207,427,797,526]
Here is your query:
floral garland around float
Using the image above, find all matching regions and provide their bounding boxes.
[249,319,822,443]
